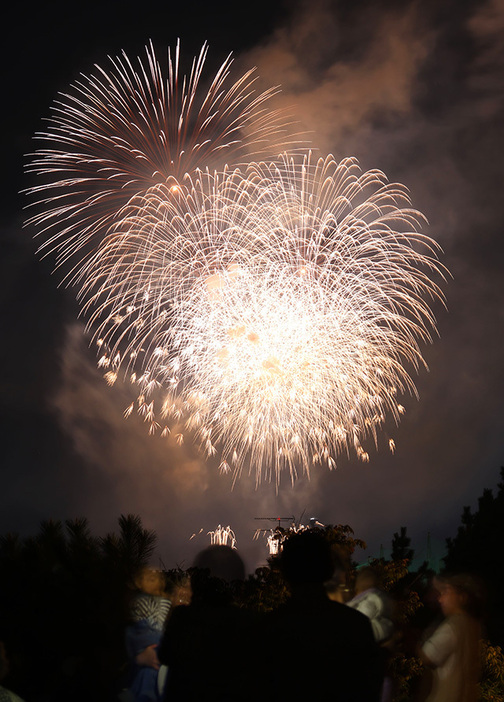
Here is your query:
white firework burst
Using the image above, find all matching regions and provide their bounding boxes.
[24,41,447,487]
[77,153,446,485]
[24,40,296,276]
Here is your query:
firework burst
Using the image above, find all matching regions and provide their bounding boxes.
[24,40,295,276]
[74,153,446,485]
[25,42,447,487]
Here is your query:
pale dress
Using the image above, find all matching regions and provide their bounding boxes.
[422,613,481,702]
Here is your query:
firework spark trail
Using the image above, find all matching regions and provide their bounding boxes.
[24,40,296,276]
[25,42,447,487]
[208,525,237,548]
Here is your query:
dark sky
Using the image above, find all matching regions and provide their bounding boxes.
[1,0,503,574]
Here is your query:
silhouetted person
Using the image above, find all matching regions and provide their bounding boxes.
[419,573,484,702]
[0,641,25,702]
[262,531,383,701]
[157,545,257,702]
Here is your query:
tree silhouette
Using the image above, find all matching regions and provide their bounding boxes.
[444,467,504,646]
[391,526,414,563]
[0,514,158,701]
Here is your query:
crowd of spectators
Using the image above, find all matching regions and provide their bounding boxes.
[0,529,490,701]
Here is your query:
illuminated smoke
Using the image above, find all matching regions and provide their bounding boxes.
[26,42,446,487]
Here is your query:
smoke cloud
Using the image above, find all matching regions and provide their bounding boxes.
[3,0,503,573]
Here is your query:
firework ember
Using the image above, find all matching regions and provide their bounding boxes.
[208,526,237,548]
[25,42,447,487]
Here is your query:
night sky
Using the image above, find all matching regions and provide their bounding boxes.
[1,0,503,574]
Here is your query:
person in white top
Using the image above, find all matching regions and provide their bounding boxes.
[346,566,394,644]
[420,573,484,702]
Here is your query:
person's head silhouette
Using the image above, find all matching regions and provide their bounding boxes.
[193,545,245,583]
[279,531,335,586]
[191,545,246,605]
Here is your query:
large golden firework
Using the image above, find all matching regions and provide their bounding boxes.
[25,43,446,486]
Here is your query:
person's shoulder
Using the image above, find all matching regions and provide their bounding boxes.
[325,601,377,643]
[332,599,374,624]
[0,686,25,702]
[448,612,480,635]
